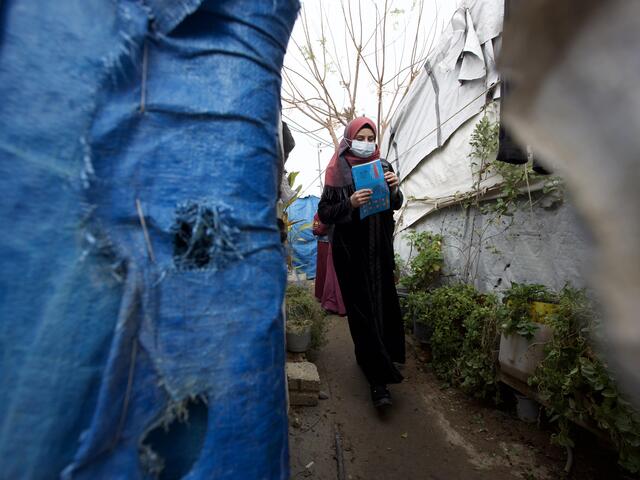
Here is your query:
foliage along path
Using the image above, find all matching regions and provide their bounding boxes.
[288,316,622,480]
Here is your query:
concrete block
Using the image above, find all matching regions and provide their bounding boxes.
[289,392,319,407]
[287,377,300,391]
[286,361,320,393]
[300,378,319,393]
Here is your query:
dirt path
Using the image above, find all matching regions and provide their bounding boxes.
[289,316,623,480]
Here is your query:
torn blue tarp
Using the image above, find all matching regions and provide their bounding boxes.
[0,0,299,478]
[287,196,319,279]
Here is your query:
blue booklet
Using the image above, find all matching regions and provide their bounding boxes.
[351,159,390,219]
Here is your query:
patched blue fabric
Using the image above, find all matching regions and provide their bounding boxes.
[143,0,205,34]
[0,0,299,478]
[287,196,320,279]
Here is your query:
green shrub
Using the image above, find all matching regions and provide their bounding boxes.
[404,290,429,327]
[500,283,556,338]
[394,253,407,284]
[410,284,501,399]
[428,285,475,381]
[458,295,503,399]
[405,275,640,472]
[285,284,327,351]
[529,287,640,473]
[401,231,443,293]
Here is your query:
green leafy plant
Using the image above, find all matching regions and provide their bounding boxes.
[394,253,407,284]
[500,283,556,339]
[458,295,504,399]
[469,116,499,181]
[404,290,428,320]
[468,116,530,217]
[529,287,640,473]
[409,284,502,400]
[427,285,472,381]
[467,116,564,219]
[401,231,443,292]
[285,284,327,351]
[409,280,640,471]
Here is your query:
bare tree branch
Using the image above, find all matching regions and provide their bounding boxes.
[282,0,440,149]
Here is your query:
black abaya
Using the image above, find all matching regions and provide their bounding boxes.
[318,158,405,386]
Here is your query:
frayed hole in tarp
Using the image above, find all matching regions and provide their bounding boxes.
[139,396,208,479]
[171,201,242,270]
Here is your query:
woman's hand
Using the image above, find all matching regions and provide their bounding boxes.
[384,171,399,189]
[350,189,373,208]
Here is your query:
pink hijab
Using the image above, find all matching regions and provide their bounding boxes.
[324,117,380,187]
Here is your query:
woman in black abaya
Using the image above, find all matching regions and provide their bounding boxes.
[317,116,405,408]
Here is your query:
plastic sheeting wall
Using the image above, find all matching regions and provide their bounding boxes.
[395,107,505,232]
[0,1,299,478]
[381,0,503,184]
[287,196,319,279]
[385,0,596,294]
[395,193,594,294]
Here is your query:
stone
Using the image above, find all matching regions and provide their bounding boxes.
[286,362,320,393]
[287,377,300,391]
[291,416,302,428]
[286,362,320,406]
[300,378,320,393]
[318,391,329,400]
[290,392,319,406]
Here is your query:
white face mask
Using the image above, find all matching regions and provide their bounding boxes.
[350,139,376,158]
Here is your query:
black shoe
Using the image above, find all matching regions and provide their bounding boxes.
[393,362,405,371]
[371,385,392,408]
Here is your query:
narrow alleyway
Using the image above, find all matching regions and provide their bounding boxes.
[289,316,623,480]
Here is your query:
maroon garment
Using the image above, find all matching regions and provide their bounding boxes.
[324,117,380,187]
[315,241,328,301]
[321,242,346,316]
[313,213,328,300]
[313,213,346,315]
[312,212,328,237]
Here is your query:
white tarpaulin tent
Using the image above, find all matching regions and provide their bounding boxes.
[382,0,593,291]
[381,0,504,231]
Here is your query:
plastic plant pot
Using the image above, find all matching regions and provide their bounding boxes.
[515,393,540,423]
[529,301,559,324]
[286,327,312,353]
[413,318,433,344]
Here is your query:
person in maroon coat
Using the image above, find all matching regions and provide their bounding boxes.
[312,213,346,316]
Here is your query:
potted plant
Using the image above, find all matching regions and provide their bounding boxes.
[404,291,433,344]
[529,298,559,323]
[412,283,501,399]
[285,284,327,353]
[286,318,312,353]
[400,231,443,293]
[498,283,556,383]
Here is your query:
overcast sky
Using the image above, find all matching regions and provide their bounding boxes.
[283,0,457,198]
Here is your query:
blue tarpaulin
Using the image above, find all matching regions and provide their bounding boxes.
[0,1,299,478]
[287,196,319,279]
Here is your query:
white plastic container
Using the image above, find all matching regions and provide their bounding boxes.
[286,328,311,353]
[498,323,553,383]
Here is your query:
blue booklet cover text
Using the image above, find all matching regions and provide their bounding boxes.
[351,159,390,219]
